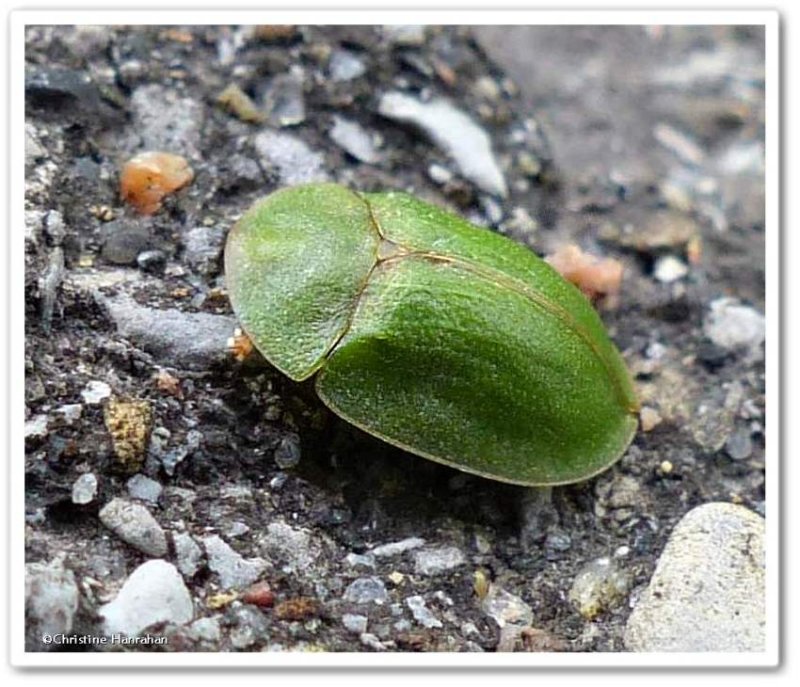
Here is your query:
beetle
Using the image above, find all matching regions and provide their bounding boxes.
[224,183,639,486]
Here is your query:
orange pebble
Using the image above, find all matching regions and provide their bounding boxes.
[120,151,194,215]
[545,244,624,306]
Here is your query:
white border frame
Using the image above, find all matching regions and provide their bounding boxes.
[7,8,780,669]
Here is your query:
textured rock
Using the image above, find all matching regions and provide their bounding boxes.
[703,298,765,359]
[481,584,534,628]
[130,84,204,158]
[126,474,163,504]
[624,502,765,652]
[405,595,443,629]
[173,532,204,579]
[253,130,328,186]
[100,294,236,370]
[413,546,466,575]
[71,473,98,505]
[100,560,193,636]
[343,576,388,605]
[568,556,630,620]
[378,92,507,197]
[330,116,381,163]
[25,557,80,651]
[203,535,268,590]
[99,498,167,557]
[258,520,324,574]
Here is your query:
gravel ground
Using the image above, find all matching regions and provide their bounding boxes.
[24,24,767,655]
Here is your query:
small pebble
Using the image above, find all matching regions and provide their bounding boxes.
[104,397,153,473]
[203,534,268,590]
[329,49,366,81]
[413,546,466,576]
[120,151,194,215]
[653,255,689,283]
[378,92,507,198]
[639,406,663,432]
[100,560,193,637]
[189,617,221,643]
[382,25,426,46]
[173,532,204,579]
[99,498,168,558]
[71,473,98,505]
[371,537,426,558]
[126,474,163,504]
[81,380,111,405]
[263,69,306,127]
[428,163,453,184]
[481,584,534,628]
[136,249,167,273]
[568,556,630,620]
[725,426,754,461]
[703,297,765,358]
[329,116,380,164]
[405,595,443,629]
[342,613,368,634]
[25,557,79,650]
[241,581,275,608]
[342,576,388,605]
[216,83,264,123]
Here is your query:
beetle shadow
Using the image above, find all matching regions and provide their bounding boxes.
[294,405,535,539]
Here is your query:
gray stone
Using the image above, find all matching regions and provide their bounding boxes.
[258,519,323,574]
[342,613,368,634]
[126,474,163,504]
[481,585,533,628]
[230,605,269,649]
[344,552,376,569]
[71,473,98,505]
[101,219,153,265]
[343,576,388,605]
[25,556,79,651]
[203,535,268,590]
[359,632,387,651]
[378,92,507,197]
[100,560,193,636]
[130,84,204,158]
[703,298,765,358]
[189,616,221,643]
[99,294,236,370]
[382,25,426,46]
[330,116,381,164]
[413,546,466,575]
[253,130,328,186]
[725,426,754,461]
[624,502,765,652]
[182,225,224,276]
[173,532,204,579]
[568,556,630,620]
[371,537,426,558]
[263,69,306,127]
[99,498,168,557]
[329,50,366,82]
[405,595,443,629]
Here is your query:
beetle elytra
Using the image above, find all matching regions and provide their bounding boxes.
[225,183,638,486]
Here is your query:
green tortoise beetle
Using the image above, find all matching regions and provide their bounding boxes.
[224,183,639,486]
